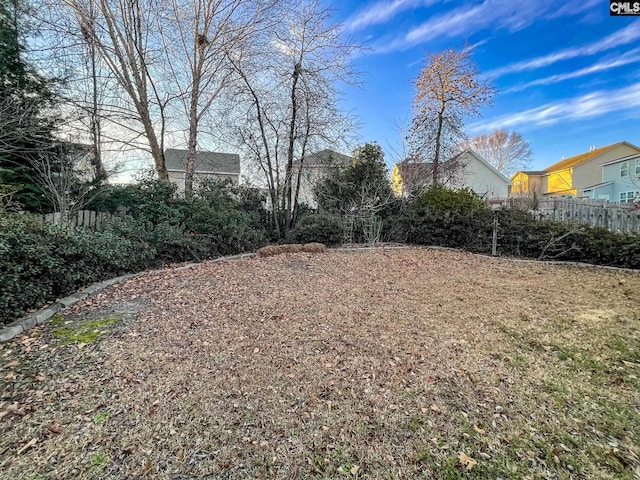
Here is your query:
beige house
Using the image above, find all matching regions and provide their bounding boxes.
[511,142,640,198]
[291,149,353,207]
[165,149,240,191]
[391,149,510,199]
[448,149,511,199]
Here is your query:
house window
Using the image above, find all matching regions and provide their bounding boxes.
[620,162,629,177]
[635,159,640,176]
[620,191,637,203]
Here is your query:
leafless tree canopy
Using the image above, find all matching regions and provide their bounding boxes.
[225,0,361,235]
[465,129,532,177]
[408,47,494,185]
[61,0,171,180]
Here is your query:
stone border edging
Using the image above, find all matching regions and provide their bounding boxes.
[0,252,256,343]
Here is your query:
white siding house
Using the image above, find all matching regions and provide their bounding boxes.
[449,149,511,199]
[165,149,240,191]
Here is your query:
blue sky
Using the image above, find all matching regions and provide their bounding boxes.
[330,0,640,173]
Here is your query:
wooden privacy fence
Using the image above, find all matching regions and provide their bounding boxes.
[512,198,640,235]
[38,210,117,230]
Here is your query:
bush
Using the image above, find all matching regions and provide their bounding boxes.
[288,213,343,246]
[398,189,640,268]
[0,214,152,324]
[0,178,270,325]
[417,185,488,215]
[398,187,493,251]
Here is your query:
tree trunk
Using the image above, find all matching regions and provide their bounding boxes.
[185,91,199,194]
[89,31,105,180]
[144,121,168,181]
[433,108,444,185]
[282,61,301,235]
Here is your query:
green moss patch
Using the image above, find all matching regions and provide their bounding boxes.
[51,315,122,345]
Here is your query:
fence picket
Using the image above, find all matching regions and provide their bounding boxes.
[37,210,116,230]
[514,197,640,234]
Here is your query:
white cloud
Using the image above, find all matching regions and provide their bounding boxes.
[344,0,434,32]
[374,0,593,53]
[503,49,640,93]
[488,19,640,77]
[469,82,640,132]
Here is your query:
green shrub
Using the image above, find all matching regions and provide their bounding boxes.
[417,185,488,215]
[0,176,270,325]
[399,191,640,268]
[0,215,60,322]
[288,213,343,246]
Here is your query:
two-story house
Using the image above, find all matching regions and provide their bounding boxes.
[291,149,353,208]
[581,153,640,203]
[511,141,640,200]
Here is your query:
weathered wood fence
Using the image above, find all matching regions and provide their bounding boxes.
[506,197,640,234]
[38,210,117,230]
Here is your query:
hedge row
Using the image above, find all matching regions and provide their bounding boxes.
[0,179,267,325]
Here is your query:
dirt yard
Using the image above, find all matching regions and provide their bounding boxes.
[1,248,639,479]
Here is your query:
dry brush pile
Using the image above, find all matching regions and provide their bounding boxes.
[1,248,639,479]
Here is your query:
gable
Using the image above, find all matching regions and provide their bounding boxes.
[455,149,511,185]
[298,149,353,167]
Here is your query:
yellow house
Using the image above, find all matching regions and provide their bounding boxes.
[511,142,640,198]
[510,170,545,195]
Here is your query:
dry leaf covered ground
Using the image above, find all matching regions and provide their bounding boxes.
[1,247,639,479]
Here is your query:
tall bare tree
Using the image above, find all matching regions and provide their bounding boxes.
[226,0,360,236]
[66,0,171,180]
[159,0,277,194]
[408,47,494,185]
[465,129,532,177]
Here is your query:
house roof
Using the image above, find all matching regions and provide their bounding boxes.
[582,181,614,191]
[296,149,353,167]
[451,149,511,185]
[600,152,640,167]
[544,142,640,172]
[394,160,433,181]
[165,148,240,174]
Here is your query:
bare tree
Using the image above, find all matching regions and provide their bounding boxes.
[27,142,102,224]
[226,0,360,236]
[158,0,277,194]
[465,129,532,177]
[66,0,171,181]
[408,47,494,185]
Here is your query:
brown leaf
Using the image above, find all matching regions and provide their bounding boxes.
[50,422,61,434]
[122,445,135,455]
[458,452,477,471]
[176,448,184,459]
[430,404,441,413]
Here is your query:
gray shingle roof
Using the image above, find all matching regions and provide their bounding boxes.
[165,149,240,174]
[297,149,353,167]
